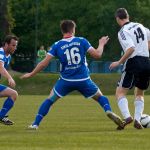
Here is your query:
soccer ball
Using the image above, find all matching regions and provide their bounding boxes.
[140,114,150,128]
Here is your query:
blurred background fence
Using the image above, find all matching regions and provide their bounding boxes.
[43,60,122,73]
[11,54,122,73]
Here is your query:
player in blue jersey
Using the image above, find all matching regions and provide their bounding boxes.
[0,35,18,125]
[21,20,124,130]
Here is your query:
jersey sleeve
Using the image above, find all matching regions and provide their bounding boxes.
[47,43,57,57]
[0,50,5,63]
[81,38,93,52]
[145,27,150,41]
[118,30,135,52]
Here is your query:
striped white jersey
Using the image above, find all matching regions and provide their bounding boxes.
[118,22,150,58]
[0,48,11,69]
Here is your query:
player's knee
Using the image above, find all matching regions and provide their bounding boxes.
[115,89,126,100]
[48,92,59,103]
[115,92,120,100]
[115,92,125,100]
[11,90,18,101]
[135,95,144,101]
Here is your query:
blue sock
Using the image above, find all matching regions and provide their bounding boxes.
[33,99,54,126]
[97,96,112,112]
[0,97,14,119]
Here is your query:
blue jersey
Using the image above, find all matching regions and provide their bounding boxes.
[0,48,11,69]
[48,36,93,81]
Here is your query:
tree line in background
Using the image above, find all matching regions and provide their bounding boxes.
[0,0,150,71]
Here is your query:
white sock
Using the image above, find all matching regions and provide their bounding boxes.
[118,97,131,119]
[134,99,144,122]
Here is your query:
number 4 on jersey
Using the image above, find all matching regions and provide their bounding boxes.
[134,27,144,43]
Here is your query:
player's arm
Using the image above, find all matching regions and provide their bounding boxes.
[0,62,16,87]
[21,54,53,79]
[118,47,134,64]
[109,47,134,70]
[109,30,135,70]
[88,36,109,59]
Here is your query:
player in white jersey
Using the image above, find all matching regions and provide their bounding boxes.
[21,20,124,130]
[0,35,18,125]
[109,8,150,129]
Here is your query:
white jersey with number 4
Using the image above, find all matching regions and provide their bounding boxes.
[118,22,150,58]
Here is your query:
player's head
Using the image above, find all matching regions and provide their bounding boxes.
[115,8,129,26]
[60,20,76,35]
[40,45,44,50]
[3,35,18,55]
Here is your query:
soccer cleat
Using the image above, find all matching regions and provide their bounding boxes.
[106,111,124,128]
[0,117,14,125]
[28,124,38,130]
[117,116,133,130]
[134,120,144,129]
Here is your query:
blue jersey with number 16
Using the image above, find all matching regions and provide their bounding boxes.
[48,36,93,81]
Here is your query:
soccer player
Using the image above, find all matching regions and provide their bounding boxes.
[0,35,18,125]
[109,8,150,129]
[21,20,124,130]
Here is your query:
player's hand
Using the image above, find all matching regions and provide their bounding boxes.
[20,73,32,79]
[8,78,16,88]
[109,61,120,70]
[99,36,109,46]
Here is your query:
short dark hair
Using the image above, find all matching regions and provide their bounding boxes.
[115,8,129,19]
[4,35,18,45]
[60,20,76,34]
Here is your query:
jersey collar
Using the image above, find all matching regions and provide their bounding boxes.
[63,35,73,39]
[122,21,130,27]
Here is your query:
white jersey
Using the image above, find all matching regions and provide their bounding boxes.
[118,22,150,58]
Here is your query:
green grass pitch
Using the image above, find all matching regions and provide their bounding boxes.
[0,95,150,150]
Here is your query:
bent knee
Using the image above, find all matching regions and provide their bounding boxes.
[115,88,128,100]
[11,90,18,101]
[115,92,125,100]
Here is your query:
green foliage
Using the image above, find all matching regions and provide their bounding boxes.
[11,0,36,53]
[6,0,150,61]
[0,0,15,42]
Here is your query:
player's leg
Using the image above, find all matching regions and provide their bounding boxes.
[78,79,112,112]
[133,87,144,129]
[92,90,112,112]
[29,78,74,129]
[133,74,149,129]
[116,86,133,121]
[29,89,60,129]
[0,85,18,125]
[92,91,124,128]
[78,79,124,128]
[115,72,134,129]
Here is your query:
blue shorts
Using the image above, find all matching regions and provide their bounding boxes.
[53,78,99,98]
[0,84,7,92]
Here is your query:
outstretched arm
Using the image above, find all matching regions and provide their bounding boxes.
[88,36,109,59]
[21,54,53,79]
